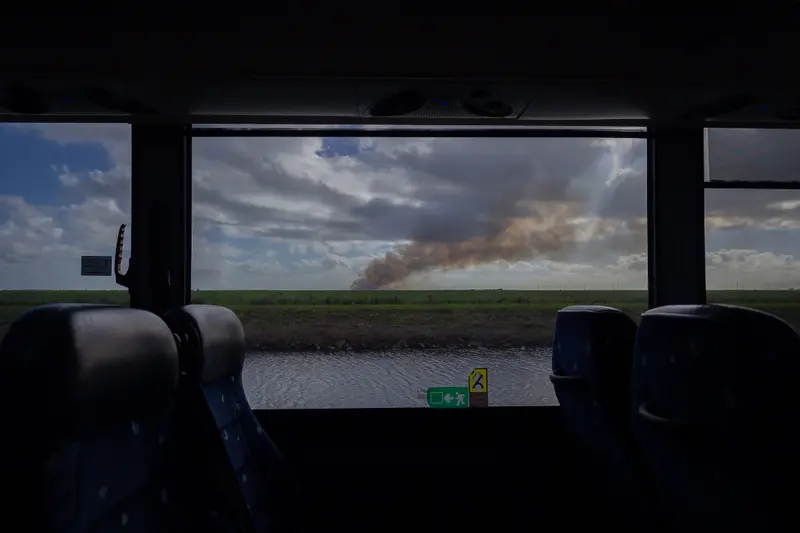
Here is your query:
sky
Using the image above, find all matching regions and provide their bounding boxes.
[1,124,800,291]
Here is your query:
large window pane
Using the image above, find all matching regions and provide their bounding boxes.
[706,189,800,326]
[191,135,648,408]
[706,128,800,183]
[0,124,131,341]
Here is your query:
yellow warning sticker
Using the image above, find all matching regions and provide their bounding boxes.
[468,368,488,393]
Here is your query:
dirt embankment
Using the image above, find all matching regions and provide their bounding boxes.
[239,308,567,352]
[239,305,800,352]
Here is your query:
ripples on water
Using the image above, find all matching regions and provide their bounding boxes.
[242,347,557,409]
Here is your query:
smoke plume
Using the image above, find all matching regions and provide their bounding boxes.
[348,137,648,289]
[351,202,576,289]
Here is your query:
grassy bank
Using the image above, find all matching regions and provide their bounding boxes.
[1,289,799,351]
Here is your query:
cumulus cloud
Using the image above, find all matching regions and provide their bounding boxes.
[1,124,799,290]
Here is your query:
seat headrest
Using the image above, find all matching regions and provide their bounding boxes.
[554,306,638,357]
[557,305,629,315]
[554,305,638,356]
[163,304,246,384]
[639,304,799,350]
[0,304,178,435]
[634,304,800,426]
[553,305,637,404]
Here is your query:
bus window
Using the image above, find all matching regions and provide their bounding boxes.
[0,124,131,342]
[190,132,647,409]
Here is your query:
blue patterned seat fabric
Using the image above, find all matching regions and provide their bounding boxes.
[550,305,653,528]
[165,304,300,533]
[632,304,800,532]
[0,304,212,533]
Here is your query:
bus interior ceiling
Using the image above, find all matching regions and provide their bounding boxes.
[2,11,800,532]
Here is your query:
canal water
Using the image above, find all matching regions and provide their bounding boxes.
[241,347,557,409]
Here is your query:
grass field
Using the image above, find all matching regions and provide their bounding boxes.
[1,289,799,351]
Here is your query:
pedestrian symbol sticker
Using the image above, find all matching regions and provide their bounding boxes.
[469,368,488,393]
[455,390,466,406]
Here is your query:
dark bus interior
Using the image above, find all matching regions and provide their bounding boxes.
[2,10,800,532]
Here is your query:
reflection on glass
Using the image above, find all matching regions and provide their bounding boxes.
[706,128,800,182]
[191,136,648,408]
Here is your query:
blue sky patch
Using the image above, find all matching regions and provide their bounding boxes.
[0,125,111,205]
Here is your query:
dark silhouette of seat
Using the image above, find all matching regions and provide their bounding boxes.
[632,304,800,532]
[550,305,651,529]
[0,304,198,533]
[164,304,300,533]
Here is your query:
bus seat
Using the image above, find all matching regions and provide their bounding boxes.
[632,304,800,532]
[0,304,190,533]
[164,304,300,533]
[550,305,651,529]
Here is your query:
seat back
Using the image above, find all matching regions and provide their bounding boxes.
[165,304,299,533]
[632,304,800,532]
[0,304,186,533]
[550,305,649,528]
[552,305,637,430]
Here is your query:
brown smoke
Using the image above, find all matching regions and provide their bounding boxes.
[351,202,577,289]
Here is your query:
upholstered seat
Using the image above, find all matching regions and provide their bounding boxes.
[0,304,194,533]
[165,304,300,533]
[632,304,800,532]
[551,305,654,530]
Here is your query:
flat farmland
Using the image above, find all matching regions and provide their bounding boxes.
[1,290,798,351]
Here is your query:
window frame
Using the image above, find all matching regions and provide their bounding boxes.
[702,127,800,298]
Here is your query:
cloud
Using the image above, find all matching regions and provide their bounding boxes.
[2,124,800,290]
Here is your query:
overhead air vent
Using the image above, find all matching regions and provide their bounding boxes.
[462,89,514,118]
[0,84,51,114]
[0,84,160,116]
[79,87,157,115]
[772,99,800,121]
[368,90,427,117]
[685,93,800,124]
[366,88,519,119]
[680,93,755,121]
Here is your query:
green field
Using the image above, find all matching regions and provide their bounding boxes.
[1,290,799,351]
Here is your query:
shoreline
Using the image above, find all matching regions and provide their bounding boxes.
[246,335,555,353]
